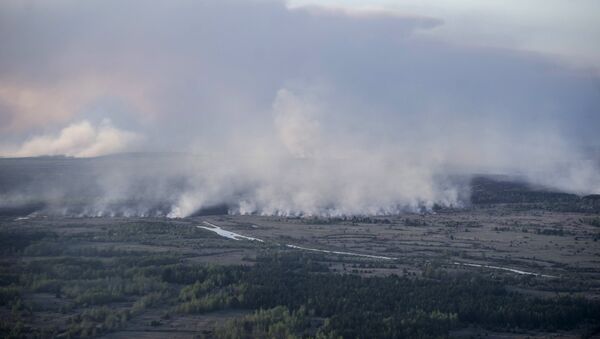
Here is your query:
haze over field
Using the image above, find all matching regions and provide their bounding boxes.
[1,0,599,217]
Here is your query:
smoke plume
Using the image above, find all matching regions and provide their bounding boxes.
[1,120,140,158]
[0,0,599,217]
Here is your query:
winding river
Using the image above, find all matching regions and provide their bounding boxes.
[198,221,557,278]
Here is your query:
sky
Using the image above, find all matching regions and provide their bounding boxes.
[0,0,599,216]
[290,0,600,71]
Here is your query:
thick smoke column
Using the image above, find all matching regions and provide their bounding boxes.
[166,86,466,217]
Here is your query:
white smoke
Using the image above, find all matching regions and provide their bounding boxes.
[1,120,140,158]
[0,1,599,219]
[273,88,322,158]
[164,86,465,218]
[0,85,597,219]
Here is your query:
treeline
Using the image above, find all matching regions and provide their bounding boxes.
[470,176,600,212]
[581,217,600,227]
[298,216,393,225]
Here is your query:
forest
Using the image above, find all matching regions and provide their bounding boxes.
[1,221,599,338]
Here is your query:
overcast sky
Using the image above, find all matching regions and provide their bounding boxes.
[290,0,600,71]
[1,0,598,147]
[0,1,598,169]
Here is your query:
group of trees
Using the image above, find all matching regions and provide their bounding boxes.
[470,176,600,212]
[580,217,600,227]
[215,306,312,339]
[217,255,600,338]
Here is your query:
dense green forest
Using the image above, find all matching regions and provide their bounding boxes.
[1,222,599,338]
